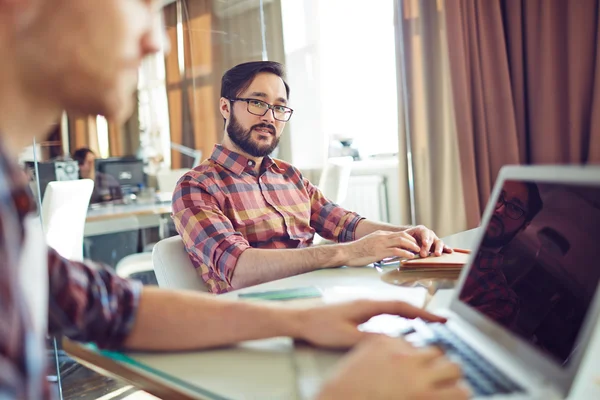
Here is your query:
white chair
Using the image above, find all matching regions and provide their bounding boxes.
[314,157,354,244]
[156,168,189,202]
[318,156,354,203]
[115,168,190,280]
[152,236,208,292]
[41,179,94,261]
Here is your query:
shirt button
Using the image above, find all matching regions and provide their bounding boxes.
[247,160,255,166]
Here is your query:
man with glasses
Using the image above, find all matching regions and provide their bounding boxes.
[0,2,471,399]
[172,61,452,294]
[460,181,543,326]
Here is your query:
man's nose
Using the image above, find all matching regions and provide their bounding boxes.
[261,108,276,124]
[495,203,506,215]
[142,13,170,57]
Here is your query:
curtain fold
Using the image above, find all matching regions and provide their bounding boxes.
[445,0,600,228]
[396,0,467,237]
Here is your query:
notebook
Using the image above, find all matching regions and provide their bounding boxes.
[400,250,471,270]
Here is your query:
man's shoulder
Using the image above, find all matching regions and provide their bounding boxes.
[180,160,224,183]
[271,158,304,177]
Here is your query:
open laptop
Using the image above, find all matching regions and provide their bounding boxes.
[294,165,600,399]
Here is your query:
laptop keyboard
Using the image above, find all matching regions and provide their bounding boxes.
[407,322,524,397]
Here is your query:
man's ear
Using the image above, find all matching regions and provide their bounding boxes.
[219,97,231,121]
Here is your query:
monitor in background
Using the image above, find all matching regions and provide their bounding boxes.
[458,179,600,365]
[95,157,145,194]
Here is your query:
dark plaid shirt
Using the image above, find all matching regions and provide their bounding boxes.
[460,250,519,327]
[0,142,141,399]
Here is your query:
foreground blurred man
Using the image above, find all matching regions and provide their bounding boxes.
[0,0,467,399]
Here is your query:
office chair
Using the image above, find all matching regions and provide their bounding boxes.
[152,235,208,292]
[314,156,354,244]
[156,168,189,200]
[41,179,94,261]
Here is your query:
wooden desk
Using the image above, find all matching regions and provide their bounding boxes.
[65,229,480,400]
[84,202,172,237]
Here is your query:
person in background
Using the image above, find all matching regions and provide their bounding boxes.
[72,147,122,203]
[0,0,468,399]
[172,61,453,294]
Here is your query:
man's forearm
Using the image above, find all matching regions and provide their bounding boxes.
[123,287,303,351]
[354,219,412,240]
[230,244,348,289]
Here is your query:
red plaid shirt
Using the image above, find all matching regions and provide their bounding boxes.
[459,250,519,327]
[0,142,141,399]
[172,145,363,293]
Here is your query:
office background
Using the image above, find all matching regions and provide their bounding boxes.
[21,0,600,398]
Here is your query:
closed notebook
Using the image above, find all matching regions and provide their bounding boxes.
[400,249,471,270]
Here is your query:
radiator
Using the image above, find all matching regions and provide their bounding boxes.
[341,175,389,222]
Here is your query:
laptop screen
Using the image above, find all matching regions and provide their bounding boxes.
[458,180,600,365]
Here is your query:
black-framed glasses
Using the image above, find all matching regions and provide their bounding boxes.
[495,193,527,220]
[229,98,294,122]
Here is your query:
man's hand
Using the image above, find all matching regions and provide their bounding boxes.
[341,230,422,267]
[317,335,470,400]
[404,225,453,258]
[294,300,445,348]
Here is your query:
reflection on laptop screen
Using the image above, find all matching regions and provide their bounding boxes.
[459,180,600,365]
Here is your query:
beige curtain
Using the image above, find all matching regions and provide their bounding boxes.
[396,0,467,237]
[445,0,600,228]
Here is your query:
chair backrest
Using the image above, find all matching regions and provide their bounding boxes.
[156,168,190,196]
[152,235,208,292]
[41,179,94,261]
[318,156,354,204]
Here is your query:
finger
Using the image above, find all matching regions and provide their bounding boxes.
[443,245,453,254]
[399,231,418,244]
[389,236,420,253]
[414,346,446,363]
[427,359,463,386]
[433,238,444,256]
[425,385,471,400]
[389,247,417,259]
[418,231,433,257]
[362,300,447,323]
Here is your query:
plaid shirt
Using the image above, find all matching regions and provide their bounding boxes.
[0,142,141,399]
[459,250,519,327]
[172,145,363,294]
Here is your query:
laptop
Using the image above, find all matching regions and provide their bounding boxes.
[293,165,600,399]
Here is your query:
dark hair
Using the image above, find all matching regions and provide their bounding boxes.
[525,182,543,222]
[221,61,290,104]
[72,148,95,166]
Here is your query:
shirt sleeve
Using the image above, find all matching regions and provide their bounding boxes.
[47,247,142,349]
[304,178,364,243]
[171,174,251,287]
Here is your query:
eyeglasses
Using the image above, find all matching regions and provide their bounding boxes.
[229,98,294,122]
[495,193,527,220]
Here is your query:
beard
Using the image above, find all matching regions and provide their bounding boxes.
[227,108,280,157]
[482,215,521,248]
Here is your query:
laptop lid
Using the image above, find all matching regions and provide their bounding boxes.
[449,165,600,396]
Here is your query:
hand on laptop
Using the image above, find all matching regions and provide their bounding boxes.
[317,335,470,400]
[295,300,445,348]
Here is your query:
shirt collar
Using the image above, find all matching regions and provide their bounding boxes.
[209,144,281,175]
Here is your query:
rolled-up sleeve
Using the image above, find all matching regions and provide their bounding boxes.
[172,174,251,290]
[47,248,141,349]
[304,179,364,243]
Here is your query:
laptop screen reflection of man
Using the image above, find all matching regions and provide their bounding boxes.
[95,157,145,194]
